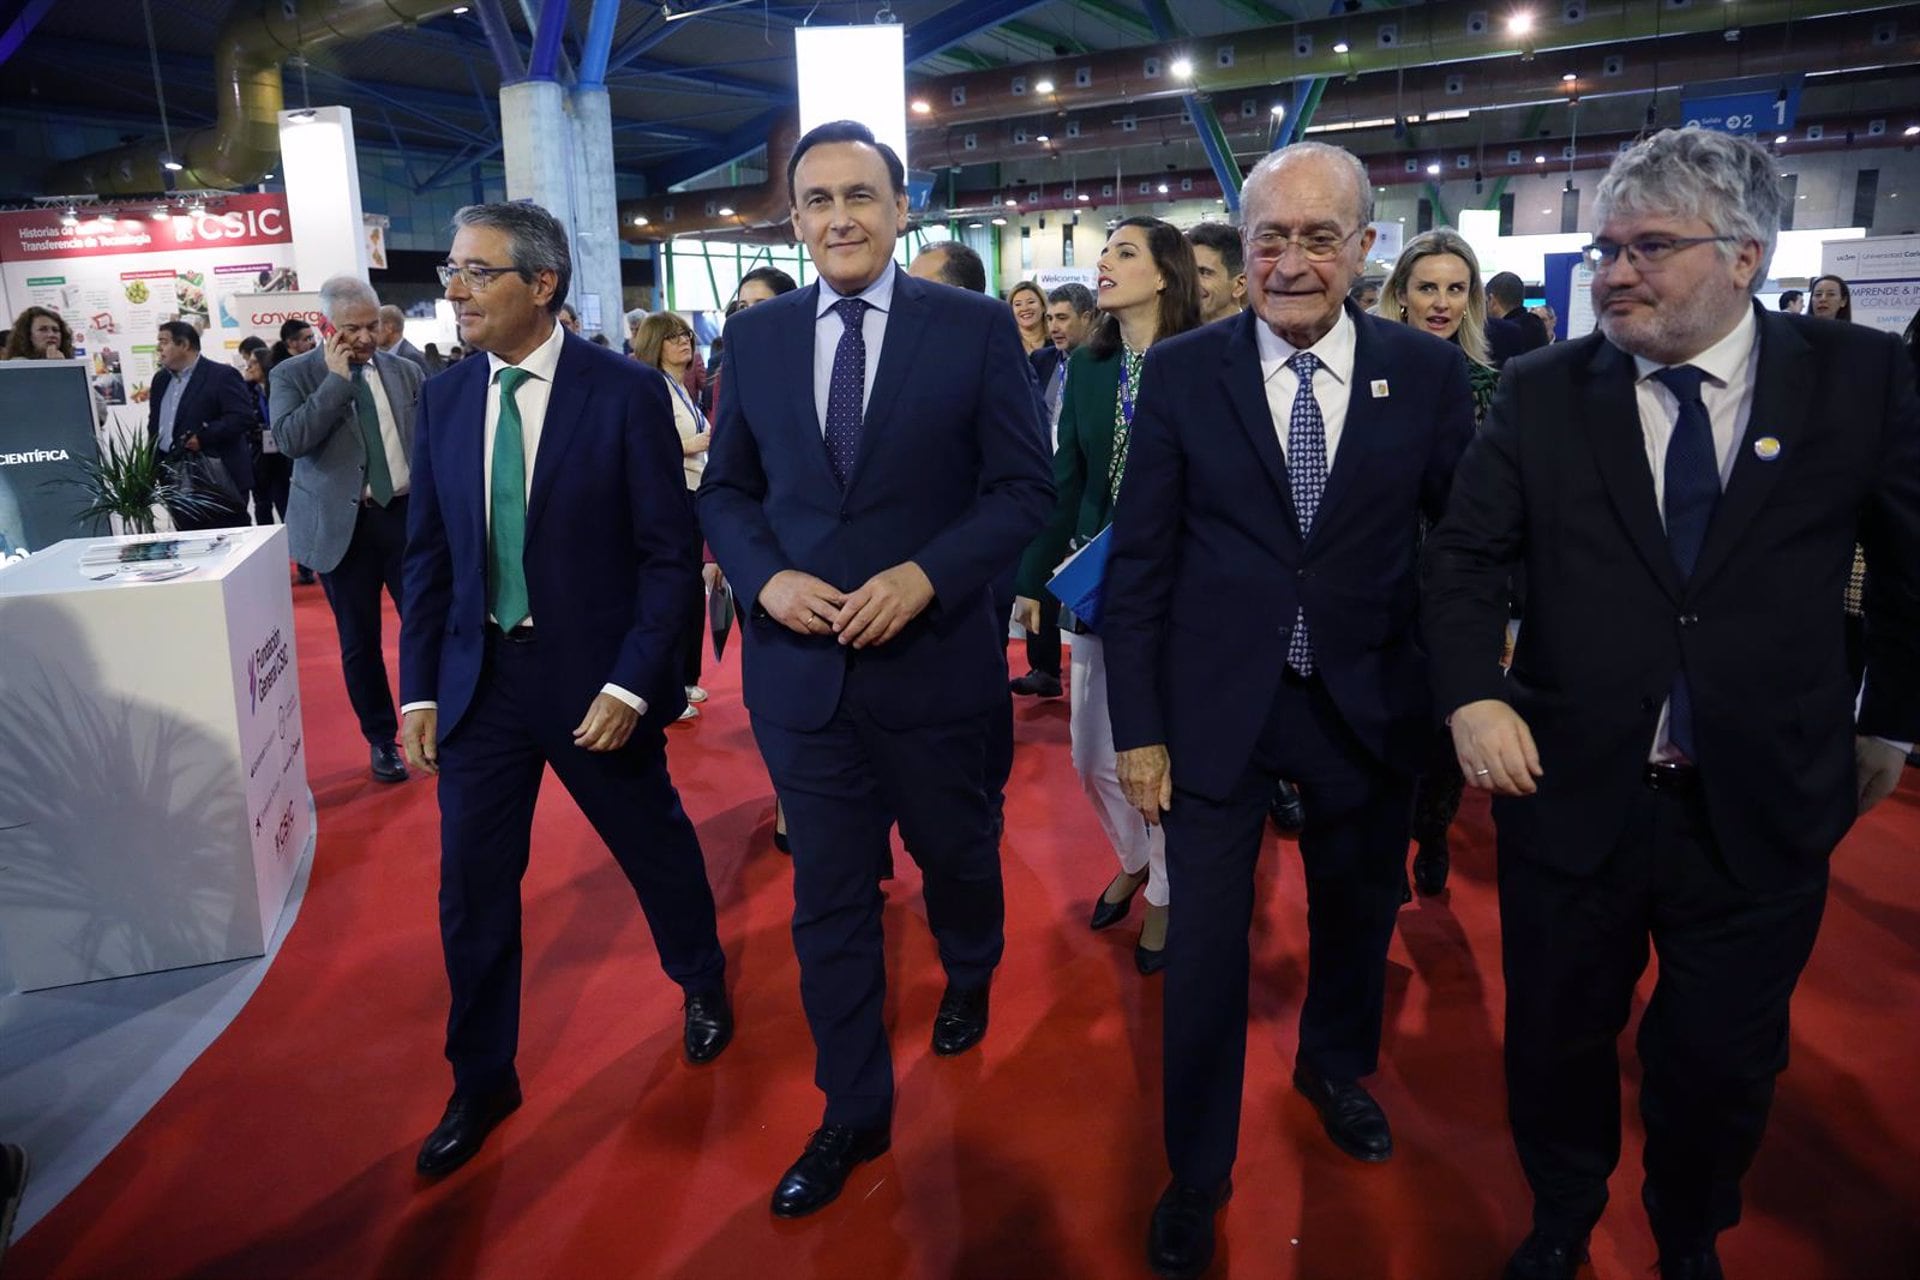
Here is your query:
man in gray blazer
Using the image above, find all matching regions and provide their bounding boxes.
[272,275,425,783]
[378,304,431,373]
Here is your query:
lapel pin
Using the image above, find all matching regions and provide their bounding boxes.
[1752,436,1782,461]
[1370,379,1390,399]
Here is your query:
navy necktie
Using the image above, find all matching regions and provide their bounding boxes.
[1652,363,1721,759]
[1285,351,1327,674]
[824,296,868,486]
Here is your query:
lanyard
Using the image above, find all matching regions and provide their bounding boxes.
[1118,347,1139,429]
[665,371,706,433]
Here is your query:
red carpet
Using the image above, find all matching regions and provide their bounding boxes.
[10,585,1920,1279]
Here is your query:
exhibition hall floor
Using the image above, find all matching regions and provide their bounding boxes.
[8,586,1920,1279]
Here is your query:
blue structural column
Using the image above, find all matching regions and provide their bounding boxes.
[569,0,626,341]
[1139,0,1245,212]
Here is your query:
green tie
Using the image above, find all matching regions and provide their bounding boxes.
[489,367,533,632]
[350,363,395,506]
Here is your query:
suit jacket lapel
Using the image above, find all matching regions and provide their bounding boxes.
[526,330,587,532]
[451,358,489,559]
[780,285,841,490]
[1581,336,1684,602]
[373,351,412,442]
[1313,309,1388,537]
[846,271,930,493]
[1689,306,1811,592]
[1221,310,1298,527]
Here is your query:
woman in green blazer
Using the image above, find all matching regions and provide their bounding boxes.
[1015,217,1201,973]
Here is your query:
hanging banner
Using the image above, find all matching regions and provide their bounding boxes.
[1820,234,1920,336]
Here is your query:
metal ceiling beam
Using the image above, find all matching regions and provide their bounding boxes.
[578,0,621,86]
[1064,0,1156,42]
[644,105,787,193]
[0,0,56,68]
[470,0,525,80]
[999,20,1090,55]
[902,0,1056,65]
[1139,0,1243,210]
[526,0,570,79]
[611,59,787,101]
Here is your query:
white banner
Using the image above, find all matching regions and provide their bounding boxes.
[1819,234,1920,335]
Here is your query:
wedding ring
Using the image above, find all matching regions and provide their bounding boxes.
[1474,768,1491,776]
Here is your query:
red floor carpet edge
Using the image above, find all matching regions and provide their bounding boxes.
[10,585,1920,1279]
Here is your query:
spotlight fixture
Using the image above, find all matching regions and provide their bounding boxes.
[1534,153,1547,164]
[1077,192,1090,202]
[991,216,1008,225]
[451,4,469,11]
[1271,103,1286,118]
[1332,40,1350,53]
[60,204,78,222]
[1906,125,1920,137]
[1774,134,1788,144]
[1426,162,1441,175]
[910,99,931,115]
[161,157,184,172]
[716,206,735,217]
[1034,78,1055,94]
[1508,11,1534,34]
[1561,72,1577,82]
[968,220,984,228]
[1170,57,1194,79]
[262,172,274,180]
[632,214,649,226]
[1157,182,1170,194]
[152,203,169,220]
[1036,133,1050,143]
[1004,198,1018,207]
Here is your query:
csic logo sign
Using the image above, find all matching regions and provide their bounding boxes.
[175,206,286,245]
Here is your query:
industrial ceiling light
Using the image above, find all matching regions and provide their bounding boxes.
[1426,162,1441,175]
[632,214,649,226]
[991,216,1007,225]
[1534,153,1547,164]
[1005,197,1018,207]
[1271,103,1285,119]
[1507,11,1534,34]
[1036,133,1050,142]
[910,99,931,114]
[716,206,735,217]
[1035,78,1055,94]
[1157,182,1169,194]
[1170,57,1194,79]
[1561,72,1577,82]
[1906,125,1920,137]
[1774,134,1788,144]
[1078,192,1090,201]
[451,4,469,11]
[1331,40,1350,54]
[161,157,184,171]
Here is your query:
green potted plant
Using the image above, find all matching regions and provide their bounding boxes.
[56,432,221,536]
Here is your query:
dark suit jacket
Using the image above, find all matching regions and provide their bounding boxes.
[1423,304,1920,888]
[1030,344,1066,387]
[1487,309,1550,367]
[147,357,256,493]
[699,271,1054,733]
[399,328,697,739]
[391,338,430,373]
[1017,343,1124,598]
[1103,304,1477,799]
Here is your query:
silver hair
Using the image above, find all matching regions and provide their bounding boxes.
[318,275,380,320]
[378,303,406,327]
[452,201,572,314]
[1241,141,1375,229]
[1593,128,1781,294]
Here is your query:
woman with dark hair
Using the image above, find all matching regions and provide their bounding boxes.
[1809,274,1852,322]
[636,312,715,722]
[4,306,74,361]
[736,265,798,307]
[1008,280,1049,355]
[1377,228,1503,897]
[241,341,293,529]
[1014,216,1200,973]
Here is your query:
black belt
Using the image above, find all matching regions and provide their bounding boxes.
[487,621,536,643]
[1643,761,1699,793]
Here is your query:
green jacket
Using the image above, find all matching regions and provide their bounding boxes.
[1017,343,1125,598]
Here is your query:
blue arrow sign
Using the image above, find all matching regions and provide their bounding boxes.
[1680,74,1804,136]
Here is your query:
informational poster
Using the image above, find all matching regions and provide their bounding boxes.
[0,196,297,436]
[1820,234,1920,336]
[229,292,327,354]
[0,360,104,554]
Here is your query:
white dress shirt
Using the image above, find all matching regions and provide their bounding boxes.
[1256,306,1358,466]
[401,320,645,716]
[813,263,895,434]
[355,359,411,499]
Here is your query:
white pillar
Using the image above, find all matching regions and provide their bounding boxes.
[277,107,369,285]
[569,86,624,342]
[501,80,577,269]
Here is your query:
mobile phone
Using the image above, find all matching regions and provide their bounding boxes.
[315,314,337,340]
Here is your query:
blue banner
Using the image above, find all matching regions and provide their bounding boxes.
[1680,75,1803,136]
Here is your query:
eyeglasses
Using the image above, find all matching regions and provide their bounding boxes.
[1581,236,1738,271]
[436,263,527,291]
[1247,226,1361,263]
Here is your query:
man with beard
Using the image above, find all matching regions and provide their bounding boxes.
[1425,127,1920,1279]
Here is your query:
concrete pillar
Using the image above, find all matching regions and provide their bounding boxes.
[569,86,625,344]
[500,79,577,284]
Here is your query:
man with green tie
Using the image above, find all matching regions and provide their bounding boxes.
[271,274,425,783]
[399,203,731,1179]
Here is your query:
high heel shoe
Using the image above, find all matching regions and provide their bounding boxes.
[1089,868,1147,930]
[1134,904,1168,975]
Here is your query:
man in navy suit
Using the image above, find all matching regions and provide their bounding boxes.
[147,321,254,530]
[1100,142,1476,1278]
[399,201,730,1179]
[701,120,1052,1219]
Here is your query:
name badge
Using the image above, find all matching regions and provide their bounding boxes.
[1370,379,1390,399]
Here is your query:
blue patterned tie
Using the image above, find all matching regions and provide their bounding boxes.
[1285,351,1328,674]
[1652,364,1721,759]
[824,296,868,486]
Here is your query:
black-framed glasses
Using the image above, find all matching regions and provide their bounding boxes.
[1581,236,1738,270]
[436,262,527,291]
[1247,225,1362,263]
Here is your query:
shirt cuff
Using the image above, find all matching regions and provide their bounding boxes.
[1873,736,1915,756]
[400,701,437,714]
[600,683,648,715]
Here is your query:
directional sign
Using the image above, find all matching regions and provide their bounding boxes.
[1680,74,1804,136]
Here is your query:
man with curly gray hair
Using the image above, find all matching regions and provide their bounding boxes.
[1425,127,1920,1280]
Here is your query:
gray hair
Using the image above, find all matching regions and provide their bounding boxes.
[318,275,379,320]
[1593,128,1781,294]
[452,201,572,314]
[378,303,406,329]
[1242,141,1375,230]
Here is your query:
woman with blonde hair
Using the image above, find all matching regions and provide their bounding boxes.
[1007,280,1049,355]
[1377,228,1501,898]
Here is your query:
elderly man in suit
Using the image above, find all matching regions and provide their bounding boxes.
[1426,127,1920,1280]
[271,276,425,784]
[701,120,1052,1220]
[399,201,731,1179]
[1100,141,1476,1278]
[377,304,430,373]
[148,321,254,530]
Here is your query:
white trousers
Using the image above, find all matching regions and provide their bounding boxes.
[1069,632,1169,907]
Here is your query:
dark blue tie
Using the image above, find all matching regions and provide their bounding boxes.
[1285,351,1327,674]
[824,296,868,486]
[1652,364,1721,759]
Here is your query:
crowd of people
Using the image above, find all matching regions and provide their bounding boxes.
[4,120,1917,1280]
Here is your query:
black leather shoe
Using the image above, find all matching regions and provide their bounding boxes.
[1658,1247,1723,1280]
[1503,1229,1590,1280]
[1292,1063,1392,1162]
[295,566,316,585]
[371,742,408,784]
[1090,869,1147,930]
[1135,939,1168,975]
[415,1084,522,1177]
[1147,1178,1232,1280]
[931,982,989,1056]
[683,987,733,1064]
[1268,779,1305,834]
[770,1125,890,1218]
[1412,839,1451,896]
[1009,668,1063,698]
[773,828,790,854]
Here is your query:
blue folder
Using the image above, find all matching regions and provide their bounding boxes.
[1046,524,1112,632]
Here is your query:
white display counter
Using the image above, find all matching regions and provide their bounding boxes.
[0,526,314,991]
